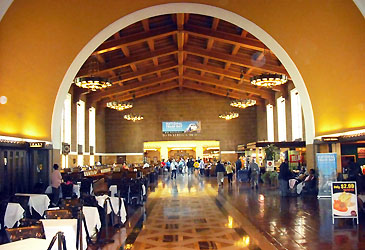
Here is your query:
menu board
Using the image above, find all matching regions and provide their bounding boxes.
[331,181,358,224]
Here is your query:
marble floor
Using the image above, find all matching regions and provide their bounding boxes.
[100,173,365,250]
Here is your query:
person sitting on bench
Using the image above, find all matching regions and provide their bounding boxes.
[302,169,317,195]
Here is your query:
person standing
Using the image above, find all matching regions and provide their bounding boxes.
[226,162,235,185]
[278,158,291,196]
[51,164,62,206]
[166,159,171,173]
[216,161,225,187]
[249,158,259,189]
[187,158,193,175]
[194,160,200,174]
[171,159,177,179]
[199,159,205,176]
[235,157,242,171]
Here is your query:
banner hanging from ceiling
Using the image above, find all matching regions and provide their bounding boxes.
[162,121,201,134]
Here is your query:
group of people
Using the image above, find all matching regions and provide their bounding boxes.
[161,158,211,179]
[278,158,317,196]
[215,160,235,187]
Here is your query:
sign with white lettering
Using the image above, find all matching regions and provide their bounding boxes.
[29,142,45,148]
[331,181,358,224]
[162,121,201,134]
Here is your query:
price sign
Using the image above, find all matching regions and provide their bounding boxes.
[331,181,358,224]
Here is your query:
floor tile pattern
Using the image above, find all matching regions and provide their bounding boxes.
[130,179,261,250]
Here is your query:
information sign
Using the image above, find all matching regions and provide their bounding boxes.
[331,181,358,224]
[316,153,337,198]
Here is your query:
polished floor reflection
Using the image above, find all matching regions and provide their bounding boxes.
[102,174,365,250]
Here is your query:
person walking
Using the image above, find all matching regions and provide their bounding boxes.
[166,159,171,173]
[216,161,225,187]
[226,162,235,185]
[249,158,260,189]
[51,164,62,206]
[187,158,194,175]
[171,159,177,179]
[278,158,291,196]
[194,160,200,175]
[199,159,205,176]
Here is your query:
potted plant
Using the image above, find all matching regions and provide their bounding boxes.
[261,171,271,185]
[264,144,279,161]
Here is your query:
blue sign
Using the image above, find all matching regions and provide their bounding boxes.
[162,121,201,134]
[316,153,337,198]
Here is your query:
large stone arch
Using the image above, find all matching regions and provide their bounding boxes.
[51,3,315,149]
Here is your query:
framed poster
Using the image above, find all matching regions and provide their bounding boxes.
[331,181,358,224]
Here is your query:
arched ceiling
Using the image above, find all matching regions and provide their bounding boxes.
[75,14,289,107]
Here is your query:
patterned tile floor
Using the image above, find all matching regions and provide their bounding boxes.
[101,173,365,250]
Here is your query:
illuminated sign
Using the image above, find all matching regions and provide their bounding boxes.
[162,121,201,134]
[322,137,339,142]
[29,142,45,148]
[358,148,365,159]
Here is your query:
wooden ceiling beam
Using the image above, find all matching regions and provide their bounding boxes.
[142,18,159,69]
[184,45,287,75]
[88,73,179,103]
[184,24,268,52]
[93,25,177,55]
[111,62,178,84]
[101,81,179,105]
[211,18,219,31]
[78,46,177,77]
[183,81,264,105]
[183,72,274,102]
[177,13,185,90]
[184,61,240,80]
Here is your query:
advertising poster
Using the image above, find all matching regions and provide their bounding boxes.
[162,121,201,134]
[331,181,358,224]
[316,153,337,198]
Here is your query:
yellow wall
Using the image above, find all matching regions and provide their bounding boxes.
[0,0,364,141]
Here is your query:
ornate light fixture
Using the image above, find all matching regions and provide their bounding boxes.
[230,99,256,109]
[74,56,112,91]
[250,73,288,87]
[106,101,133,111]
[124,114,144,122]
[219,112,239,120]
[74,77,112,91]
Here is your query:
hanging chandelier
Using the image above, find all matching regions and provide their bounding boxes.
[230,99,256,109]
[74,77,112,91]
[74,56,112,91]
[124,114,144,122]
[219,112,239,120]
[250,73,288,87]
[106,101,133,111]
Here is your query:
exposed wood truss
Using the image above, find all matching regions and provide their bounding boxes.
[76,14,290,106]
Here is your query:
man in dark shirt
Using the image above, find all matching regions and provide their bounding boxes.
[187,158,194,175]
[216,161,225,187]
[278,159,291,196]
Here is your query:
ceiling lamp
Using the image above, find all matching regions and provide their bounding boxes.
[74,76,112,91]
[250,73,288,87]
[124,114,144,122]
[106,101,133,111]
[230,99,256,109]
[74,56,112,91]
[219,112,239,120]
